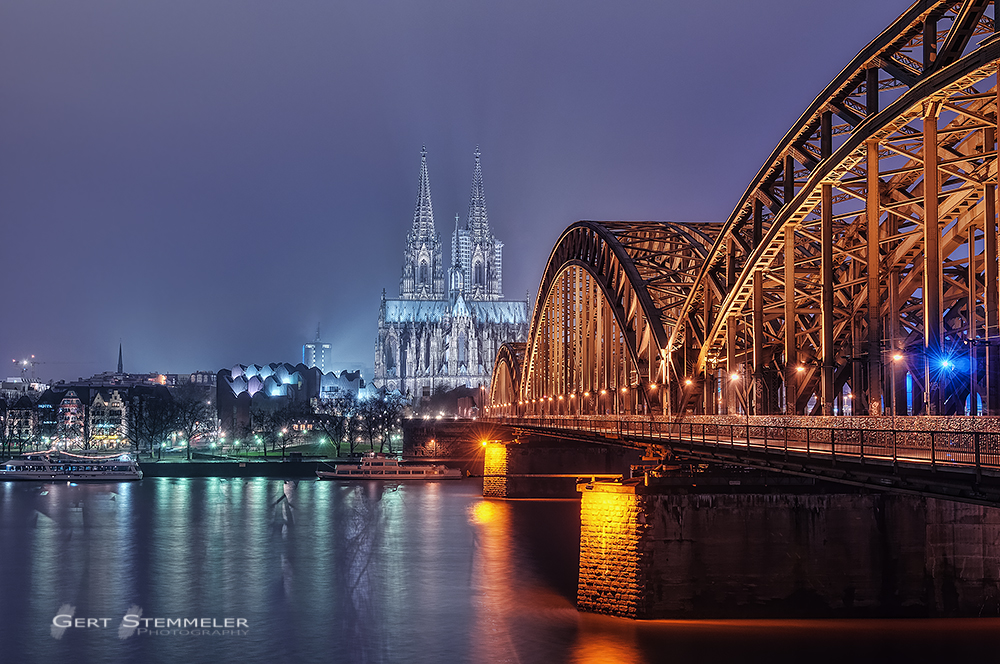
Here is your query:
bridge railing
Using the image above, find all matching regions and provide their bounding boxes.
[491,415,1000,476]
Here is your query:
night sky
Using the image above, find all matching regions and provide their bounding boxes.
[0,0,905,383]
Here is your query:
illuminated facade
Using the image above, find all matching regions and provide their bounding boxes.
[88,389,128,448]
[216,362,375,435]
[375,148,528,398]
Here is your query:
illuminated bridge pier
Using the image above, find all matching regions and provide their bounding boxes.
[482,0,1000,618]
[577,479,1000,619]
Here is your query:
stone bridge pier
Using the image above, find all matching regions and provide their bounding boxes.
[483,439,640,498]
[577,478,1000,618]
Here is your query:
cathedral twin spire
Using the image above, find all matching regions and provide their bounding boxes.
[467,147,489,238]
[401,146,503,301]
[400,146,445,300]
[411,146,436,238]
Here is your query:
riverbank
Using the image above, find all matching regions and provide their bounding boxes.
[140,456,482,478]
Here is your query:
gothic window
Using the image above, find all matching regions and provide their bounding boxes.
[420,260,429,284]
[458,332,467,365]
[384,339,397,373]
[474,261,484,286]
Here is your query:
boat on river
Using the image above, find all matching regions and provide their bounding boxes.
[316,453,462,480]
[0,449,143,481]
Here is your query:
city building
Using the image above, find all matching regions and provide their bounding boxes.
[88,389,128,448]
[216,362,377,436]
[303,325,333,372]
[374,147,529,398]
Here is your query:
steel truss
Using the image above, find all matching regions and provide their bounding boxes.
[492,1,1000,419]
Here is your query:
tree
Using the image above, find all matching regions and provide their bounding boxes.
[251,399,311,459]
[0,404,14,459]
[356,391,407,454]
[312,391,358,458]
[124,387,179,456]
[171,383,216,460]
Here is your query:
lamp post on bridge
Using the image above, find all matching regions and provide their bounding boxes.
[730,371,751,444]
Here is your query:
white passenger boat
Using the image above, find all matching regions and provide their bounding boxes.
[0,450,143,481]
[317,454,462,480]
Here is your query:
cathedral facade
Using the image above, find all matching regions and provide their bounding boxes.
[375,148,529,398]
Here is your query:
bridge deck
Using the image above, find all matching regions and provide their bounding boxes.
[489,416,1000,506]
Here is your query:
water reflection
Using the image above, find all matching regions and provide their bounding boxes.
[2,479,1000,663]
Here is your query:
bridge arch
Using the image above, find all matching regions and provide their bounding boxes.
[490,1,1000,419]
[666,0,1000,418]
[488,342,524,417]
[491,221,717,415]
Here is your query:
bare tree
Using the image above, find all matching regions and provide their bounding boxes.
[124,388,179,457]
[251,399,311,459]
[312,391,359,458]
[355,391,407,454]
[171,383,215,460]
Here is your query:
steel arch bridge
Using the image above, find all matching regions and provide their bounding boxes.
[490,0,1000,420]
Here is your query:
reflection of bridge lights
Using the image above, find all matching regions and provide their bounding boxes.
[469,500,499,525]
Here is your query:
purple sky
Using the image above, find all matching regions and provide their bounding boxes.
[0,0,905,383]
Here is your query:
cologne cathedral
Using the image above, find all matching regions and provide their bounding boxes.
[374,147,529,398]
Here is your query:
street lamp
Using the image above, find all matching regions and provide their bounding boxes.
[731,372,750,443]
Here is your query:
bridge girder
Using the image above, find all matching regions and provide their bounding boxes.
[489,1,1000,420]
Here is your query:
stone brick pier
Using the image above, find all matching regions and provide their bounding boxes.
[577,479,1000,618]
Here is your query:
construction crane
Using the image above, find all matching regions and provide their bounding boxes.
[12,355,38,381]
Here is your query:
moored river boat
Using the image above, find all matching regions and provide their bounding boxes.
[317,453,462,480]
[0,449,143,481]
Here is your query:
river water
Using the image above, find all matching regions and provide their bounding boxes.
[0,478,998,664]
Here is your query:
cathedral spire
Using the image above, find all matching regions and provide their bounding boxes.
[412,146,435,237]
[467,146,489,237]
[400,147,445,300]
[117,343,123,374]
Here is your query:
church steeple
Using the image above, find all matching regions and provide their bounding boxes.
[467,146,489,237]
[400,147,445,300]
[412,146,435,236]
[117,343,123,374]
